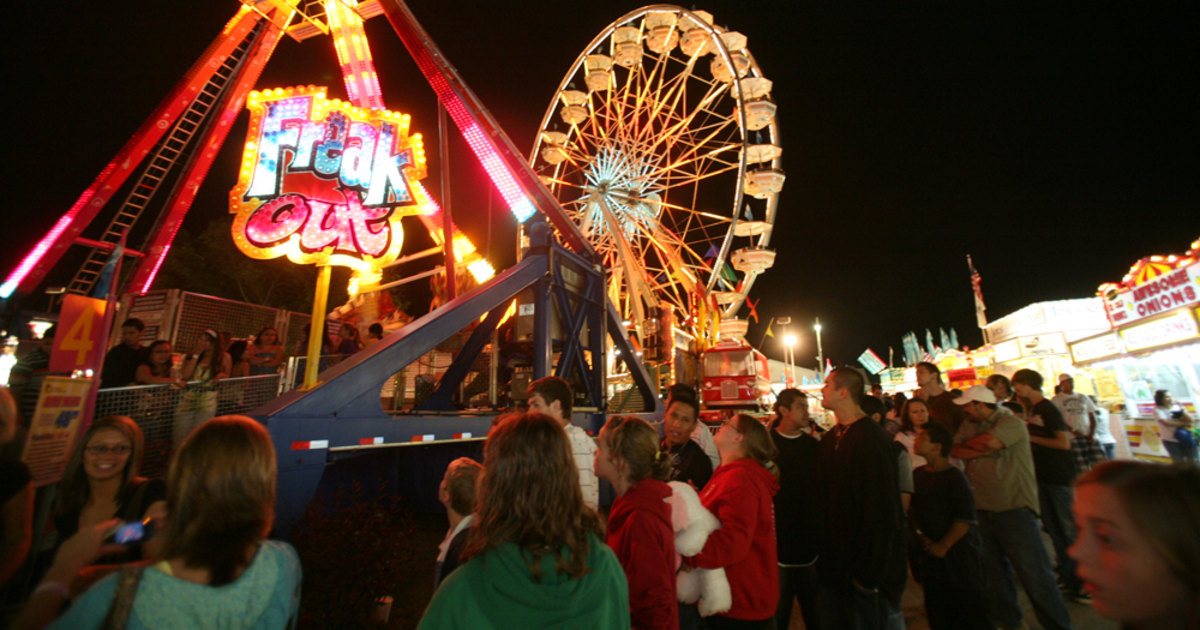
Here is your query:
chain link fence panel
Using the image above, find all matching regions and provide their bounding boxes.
[96,375,280,477]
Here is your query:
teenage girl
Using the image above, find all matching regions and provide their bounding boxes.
[683,413,780,629]
[596,415,677,630]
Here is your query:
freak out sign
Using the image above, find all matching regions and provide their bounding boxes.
[230,86,427,276]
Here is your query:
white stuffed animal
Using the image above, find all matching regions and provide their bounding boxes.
[668,481,732,617]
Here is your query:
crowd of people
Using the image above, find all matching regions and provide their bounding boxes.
[418,371,1198,630]
[1,341,1197,628]
[3,318,375,465]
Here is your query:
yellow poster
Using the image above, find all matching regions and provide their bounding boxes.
[21,376,90,487]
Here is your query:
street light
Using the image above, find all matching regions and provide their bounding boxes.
[814,318,824,375]
[783,333,797,387]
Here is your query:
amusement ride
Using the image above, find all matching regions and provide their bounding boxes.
[530,6,782,345]
[3,0,782,524]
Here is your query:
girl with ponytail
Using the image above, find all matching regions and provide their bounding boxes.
[596,415,677,629]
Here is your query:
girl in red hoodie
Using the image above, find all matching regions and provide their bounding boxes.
[685,413,780,629]
[597,416,678,630]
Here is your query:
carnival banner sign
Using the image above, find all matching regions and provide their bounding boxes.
[1104,260,1200,326]
[230,86,427,272]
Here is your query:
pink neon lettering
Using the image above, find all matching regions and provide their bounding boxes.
[247,190,392,257]
[247,194,309,248]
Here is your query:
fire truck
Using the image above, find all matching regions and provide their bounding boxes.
[698,340,772,424]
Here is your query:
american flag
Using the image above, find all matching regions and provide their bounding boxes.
[968,255,987,328]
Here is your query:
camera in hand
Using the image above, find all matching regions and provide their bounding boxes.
[107,517,156,545]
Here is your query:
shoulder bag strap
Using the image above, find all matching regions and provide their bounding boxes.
[101,565,145,630]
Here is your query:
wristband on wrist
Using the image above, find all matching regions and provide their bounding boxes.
[33,580,69,599]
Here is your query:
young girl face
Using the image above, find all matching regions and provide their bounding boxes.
[713,419,744,459]
[1070,483,1191,628]
[593,429,620,484]
[150,343,172,365]
[83,427,132,483]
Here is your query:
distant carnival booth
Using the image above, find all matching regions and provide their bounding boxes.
[1068,237,1200,461]
[930,298,1112,393]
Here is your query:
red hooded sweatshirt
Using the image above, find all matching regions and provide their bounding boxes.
[606,478,678,630]
[686,457,780,621]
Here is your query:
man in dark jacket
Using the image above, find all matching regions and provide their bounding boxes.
[815,367,906,630]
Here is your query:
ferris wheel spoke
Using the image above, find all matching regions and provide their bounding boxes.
[620,60,708,157]
[593,194,658,320]
[653,162,741,195]
[646,231,701,295]
[632,59,694,147]
[660,119,740,169]
[644,81,731,159]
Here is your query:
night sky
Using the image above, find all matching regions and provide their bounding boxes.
[7,1,1197,370]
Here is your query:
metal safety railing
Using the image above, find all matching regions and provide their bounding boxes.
[96,375,280,477]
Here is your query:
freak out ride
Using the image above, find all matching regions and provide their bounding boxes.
[5,0,782,524]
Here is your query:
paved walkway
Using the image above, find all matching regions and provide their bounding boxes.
[779,574,1116,629]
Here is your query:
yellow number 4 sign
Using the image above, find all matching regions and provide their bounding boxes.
[50,294,107,373]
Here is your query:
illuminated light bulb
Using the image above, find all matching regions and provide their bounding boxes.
[468,259,495,283]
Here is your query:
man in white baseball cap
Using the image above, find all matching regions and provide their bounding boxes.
[951,385,1074,630]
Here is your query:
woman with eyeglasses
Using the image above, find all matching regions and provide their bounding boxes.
[134,340,184,388]
[51,416,166,570]
[14,416,300,630]
[681,413,780,629]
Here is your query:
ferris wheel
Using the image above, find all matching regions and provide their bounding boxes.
[530,6,783,338]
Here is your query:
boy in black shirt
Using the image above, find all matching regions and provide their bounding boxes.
[660,392,712,490]
[769,389,821,629]
[1012,368,1084,602]
[911,424,989,630]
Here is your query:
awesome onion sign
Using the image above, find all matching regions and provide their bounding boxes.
[229,86,427,277]
[1105,261,1200,326]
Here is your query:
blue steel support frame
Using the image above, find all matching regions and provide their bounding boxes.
[258,242,660,530]
[546,242,606,408]
[416,303,506,412]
